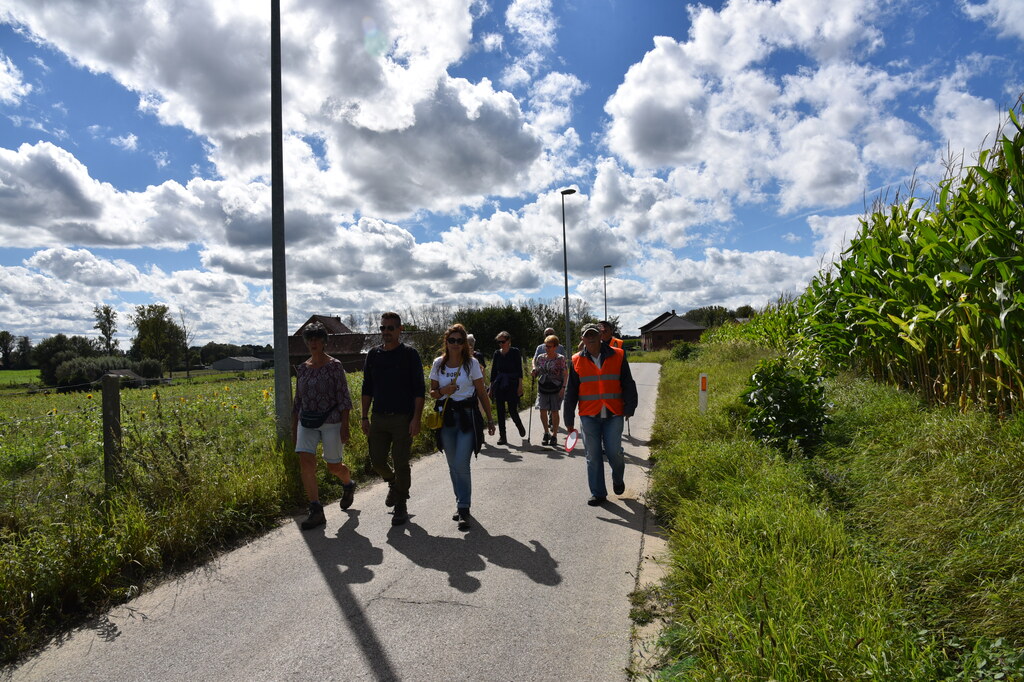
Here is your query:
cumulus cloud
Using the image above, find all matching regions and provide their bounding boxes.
[110,133,138,151]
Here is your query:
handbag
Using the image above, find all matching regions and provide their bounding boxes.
[424,364,462,430]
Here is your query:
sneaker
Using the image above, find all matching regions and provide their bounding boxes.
[391,503,408,526]
[385,481,396,508]
[457,508,472,531]
[542,433,550,445]
[301,502,326,529]
[550,435,558,448]
[613,481,625,495]
[339,482,356,510]
[587,495,607,506]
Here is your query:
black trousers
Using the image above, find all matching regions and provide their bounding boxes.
[495,394,524,438]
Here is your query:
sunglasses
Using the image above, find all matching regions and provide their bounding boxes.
[545,344,556,348]
[497,338,510,343]
[379,325,396,331]
[447,337,466,345]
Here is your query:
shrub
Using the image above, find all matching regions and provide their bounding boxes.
[741,357,831,455]
[670,341,698,361]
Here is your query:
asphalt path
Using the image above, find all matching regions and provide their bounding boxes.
[10,363,662,682]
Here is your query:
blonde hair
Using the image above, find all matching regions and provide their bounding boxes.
[544,334,560,347]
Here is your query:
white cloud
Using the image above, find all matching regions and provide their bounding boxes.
[0,52,32,105]
[505,0,557,79]
[110,133,138,151]
[481,32,504,51]
[961,0,1024,40]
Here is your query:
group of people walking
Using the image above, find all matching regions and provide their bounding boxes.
[290,313,637,531]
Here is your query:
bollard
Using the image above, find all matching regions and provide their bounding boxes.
[102,374,122,488]
[699,373,708,414]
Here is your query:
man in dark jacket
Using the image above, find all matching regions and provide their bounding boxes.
[360,312,425,525]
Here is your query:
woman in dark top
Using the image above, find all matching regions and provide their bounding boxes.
[489,330,525,445]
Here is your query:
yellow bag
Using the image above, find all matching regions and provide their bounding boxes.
[423,403,445,430]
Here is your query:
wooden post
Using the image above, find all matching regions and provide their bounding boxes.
[102,374,122,488]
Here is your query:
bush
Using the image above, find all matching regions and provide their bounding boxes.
[670,341,698,361]
[741,357,831,455]
[136,358,163,378]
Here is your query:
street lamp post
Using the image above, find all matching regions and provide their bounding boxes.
[560,188,576,354]
[603,264,612,320]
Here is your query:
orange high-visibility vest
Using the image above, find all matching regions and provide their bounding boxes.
[572,347,625,416]
[610,337,624,349]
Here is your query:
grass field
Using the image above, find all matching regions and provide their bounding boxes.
[0,369,40,386]
[637,341,1024,680]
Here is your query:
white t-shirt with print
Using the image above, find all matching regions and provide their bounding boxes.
[429,357,483,401]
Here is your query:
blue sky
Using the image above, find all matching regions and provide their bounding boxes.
[0,0,1021,345]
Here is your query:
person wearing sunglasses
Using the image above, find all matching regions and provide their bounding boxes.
[533,334,567,446]
[292,321,355,530]
[429,324,495,530]
[489,331,526,446]
[360,312,425,526]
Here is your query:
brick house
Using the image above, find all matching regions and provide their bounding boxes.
[640,310,706,351]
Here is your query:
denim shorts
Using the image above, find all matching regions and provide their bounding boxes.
[295,422,344,464]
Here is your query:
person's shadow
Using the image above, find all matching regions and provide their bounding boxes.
[594,497,647,532]
[300,509,384,584]
[387,519,561,593]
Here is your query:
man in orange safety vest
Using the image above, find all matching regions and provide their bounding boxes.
[563,324,638,506]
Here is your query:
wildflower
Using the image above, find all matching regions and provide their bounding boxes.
[262,389,270,400]
[152,392,158,400]
[224,385,230,392]
[86,394,93,399]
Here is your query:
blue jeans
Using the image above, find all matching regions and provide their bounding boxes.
[439,424,475,509]
[580,415,624,498]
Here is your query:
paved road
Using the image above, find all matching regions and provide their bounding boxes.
[10,363,662,682]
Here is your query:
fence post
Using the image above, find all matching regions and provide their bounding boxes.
[699,373,708,415]
[102,374,122,488]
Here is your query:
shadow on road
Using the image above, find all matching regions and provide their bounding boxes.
[386,519,561,593]
[299,509,398,682]
[595,497,647,532]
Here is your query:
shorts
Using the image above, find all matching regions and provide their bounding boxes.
[295,422,344,464]
[535,391,563,411]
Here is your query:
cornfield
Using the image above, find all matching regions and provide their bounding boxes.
[799,103,1024,414]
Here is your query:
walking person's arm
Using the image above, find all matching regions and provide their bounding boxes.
[360,353,373,435]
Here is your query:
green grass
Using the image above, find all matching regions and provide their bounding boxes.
[0,367,477,665]
[640,341,1024,680]
[0,369,40,386]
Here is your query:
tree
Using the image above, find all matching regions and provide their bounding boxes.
[684,305,734,328]
[33,334,100,386]
[129,304,186,374]
[735,305,755,319]
[454,303,540,359]
[93,304,119,354]
[0,330,14,369]
[13,336,33,369]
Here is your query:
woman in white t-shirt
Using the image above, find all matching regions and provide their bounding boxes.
[428,323,495,530]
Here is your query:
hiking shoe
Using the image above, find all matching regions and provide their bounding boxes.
[452,509,461,521]
[385,481,397,508]
[391,503,408,526]
[496,436,508,445]
[457,508,472,531]
[613,481,625,495]
[517,423,526,437]
[339,482,356,510]
[587,495,607,506]
[301,502,326,529]
[541,433,550,445]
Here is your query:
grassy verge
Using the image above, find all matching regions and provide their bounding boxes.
[638,341,1024,679]
[1,365,499,665]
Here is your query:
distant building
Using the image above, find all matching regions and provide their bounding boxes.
[640,310,706,350]
[211,356,265,371]
[289,315,367,372]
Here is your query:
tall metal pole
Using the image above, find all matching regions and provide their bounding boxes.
[603,264,611,320]
[560,188,576,353]
[271,0,292,443]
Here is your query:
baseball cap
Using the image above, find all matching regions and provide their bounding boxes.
[581,324,600,337]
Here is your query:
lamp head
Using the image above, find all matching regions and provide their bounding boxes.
[560,188,576,196]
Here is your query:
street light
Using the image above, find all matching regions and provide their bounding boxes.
[603,264,612,320]
[560,188,576,353]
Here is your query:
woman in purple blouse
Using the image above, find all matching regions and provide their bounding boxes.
[291,322,355,530]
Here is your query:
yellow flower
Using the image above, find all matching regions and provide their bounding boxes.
[223,385,230,392]
[151,392,158,400]
[86,394,93,399]
[262,389,270,400]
